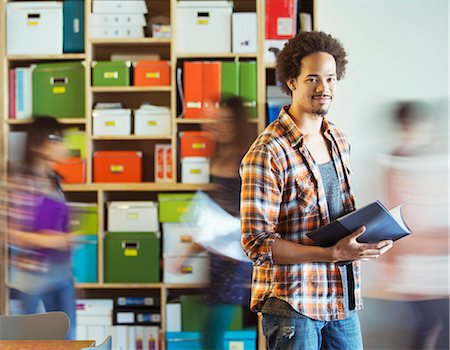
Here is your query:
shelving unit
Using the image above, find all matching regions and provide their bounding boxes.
[0,0,315,347]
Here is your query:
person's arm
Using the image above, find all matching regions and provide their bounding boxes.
[7,228,72,250]
[241,147,393,265]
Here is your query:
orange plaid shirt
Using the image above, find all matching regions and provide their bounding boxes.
[240,107,362,321]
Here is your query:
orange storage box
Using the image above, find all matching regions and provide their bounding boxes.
[179,131,215,158]
[134,60,170,86]
[53,157,86,184]
[93,151,142,183]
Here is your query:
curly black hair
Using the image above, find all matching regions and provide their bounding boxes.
[276,31,348,96]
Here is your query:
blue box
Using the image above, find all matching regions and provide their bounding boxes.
[166,330,257,350]
[63,0,85,53]
[72,235,97,283]
[267,101,282,124]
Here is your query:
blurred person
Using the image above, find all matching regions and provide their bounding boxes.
[377,101,449,349]
[172,96,255,349]
[240,31,394,350]
[3,117,76,339]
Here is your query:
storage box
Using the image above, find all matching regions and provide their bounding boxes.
[68,202,98,235]
[179,131,215,158]
[162,223,200,255]
[264,39,288,65]
[7,1,63,55]
[92,61,131,87]
[64,129,86,158]
[166,331,256,350]
[92,0,148,14]
[52,157,86,184]
[181,295,242,331]
[32,62,85,118]
[104,232,160,283]
[108,201,159,233]
[134,61,170,87]
[163,255,209,284]
[134,105,171,136]
[90,26,145,39]
[92,109,132,136]
[158,193,196,223]
[93,151,142,183]
[90,14,146,27]
[181,157,210,184]
[72,235,98,283]
[63,0,84,53]
[266,0,297,40]
[232,13,257,53]
[175,1,233,53]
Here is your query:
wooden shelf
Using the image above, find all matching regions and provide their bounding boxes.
[91,86,172,93]
[176,52,257,59]
[91,135,172,141]
[176,118,259,124]
[89,38,171,45]
[75,283,208,289]
[7,54,85,61]
[6,118,86,125]
[63,182,216,192]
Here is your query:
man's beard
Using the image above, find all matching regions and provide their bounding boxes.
[311,106,329,116]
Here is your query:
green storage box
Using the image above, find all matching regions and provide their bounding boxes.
[181,295,242,331]
[64,129,86,158]
[104,232,160,283]
[92,61,131,86]
[32,61,85,118]
[158,193,196,223]
[68,202,98,235]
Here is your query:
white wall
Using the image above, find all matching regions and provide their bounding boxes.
[316,0,448,205]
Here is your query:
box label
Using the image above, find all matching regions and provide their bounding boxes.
[52,86,66,94]
[104,71,118,79]
[124,248,138,257]
[110,164,124,173]
[146,72,160,79]
[229,341,245,350]
[127,213,139,220]
[147,121,157,126]
[190,169,201,174]
[105,121,116,127]
[192,143,206,150]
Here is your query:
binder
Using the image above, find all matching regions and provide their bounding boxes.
[9,69,16,119]
[15,67,32,119]
[33,196,69,232]
[183,61,203,118]
[202,61,221,111]
[239,61,257,118]
[221,61,239,101]
[266,0,297,39]
[63,0,85,53]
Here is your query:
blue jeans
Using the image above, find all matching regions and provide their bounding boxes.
[17,281,76,340]
[262,312,363,350]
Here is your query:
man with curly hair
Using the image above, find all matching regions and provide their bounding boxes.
[240,31,393,349]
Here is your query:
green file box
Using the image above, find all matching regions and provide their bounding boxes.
[221,61,239,101]
[158,193,195,223]
[239,61,257,118]
[32,61,85,118]
[104,232,160,283]
[92,61,131,86]
[181,295,242,331]
[64,129,86,158]
[68,202,98,235]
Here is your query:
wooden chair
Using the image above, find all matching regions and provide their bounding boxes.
[81,336,112,350]
[0,311,69,340]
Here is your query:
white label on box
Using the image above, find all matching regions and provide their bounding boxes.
[116,312,135,324]
[228,341,244,350]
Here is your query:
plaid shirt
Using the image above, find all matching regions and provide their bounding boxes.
[240,107,363,321]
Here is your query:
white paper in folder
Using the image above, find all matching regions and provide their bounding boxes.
[182,191,250,262]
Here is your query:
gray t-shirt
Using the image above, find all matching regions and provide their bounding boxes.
[262,160,356,318]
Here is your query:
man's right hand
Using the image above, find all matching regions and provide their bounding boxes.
[326,226,393,263]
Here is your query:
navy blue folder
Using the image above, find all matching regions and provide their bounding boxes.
[306,200,411,247]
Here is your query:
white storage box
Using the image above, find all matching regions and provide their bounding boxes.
[265,39,288,65]
[134,105,171,136]
[181,157,210,184]
[7,2,63,55]
[232,13,257,53]
[108,201,159,233]
[90,26,145,39]
[162,223,202,255]
[175,1,232,53]
[92,109,131,136]
[92,0,148,14]
[90,14,146,27]
[164,254,209,284]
